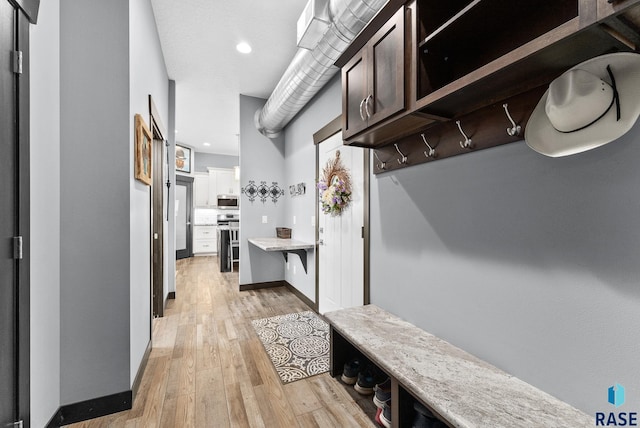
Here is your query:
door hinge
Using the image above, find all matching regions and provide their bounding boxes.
[13,236,23,260]
[11,50,23,74]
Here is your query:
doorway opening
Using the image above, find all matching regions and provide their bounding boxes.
[175,175,194,260]
[314,117,370,314]
[149,97,166,318]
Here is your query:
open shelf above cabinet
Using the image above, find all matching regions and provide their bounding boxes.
[417,0,578,102]
[337,0,640,171]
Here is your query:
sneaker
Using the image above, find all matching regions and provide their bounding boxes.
[380,400,392,428]
[373,377,391,408]
[375,407,383,427]
[354,364,378,395]
[413,401,446,428]
[341,357,361,385]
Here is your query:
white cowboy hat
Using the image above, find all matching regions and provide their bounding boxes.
[525,52,640,157]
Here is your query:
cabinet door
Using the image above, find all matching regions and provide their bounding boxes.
[216,170,234,195]
[232,169,241,195]
[342,50,369,139]
[207,170,218,205]
[194,173,209,206]
[367,6,405,126]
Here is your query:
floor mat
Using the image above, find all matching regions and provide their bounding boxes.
[251,311,330,384]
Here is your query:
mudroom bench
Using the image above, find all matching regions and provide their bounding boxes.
[324,305,592,428]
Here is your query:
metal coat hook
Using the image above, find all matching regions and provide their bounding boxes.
[421,133,437,158]
[503,103,521,136]
[456,120,473,149]
[394,143,408,164]
[373,151,386,170]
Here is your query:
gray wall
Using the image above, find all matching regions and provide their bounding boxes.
[370,125,640,413]
[239,95,286,285]
[168,80,176,295]
[194,152,239,172]
[282,75,342,301]
[30,0,61,424]
[129,0,169,386]
[60,0,131,403]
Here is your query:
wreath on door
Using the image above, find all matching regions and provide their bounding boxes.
[318,150,352,216]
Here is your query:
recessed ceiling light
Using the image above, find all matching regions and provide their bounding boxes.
[203,142,211,147]
[236,42,252,54]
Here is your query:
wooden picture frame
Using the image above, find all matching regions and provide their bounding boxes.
[135,114,152,186]
[175,144,191,173]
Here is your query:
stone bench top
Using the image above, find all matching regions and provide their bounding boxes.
[324,304,592,428]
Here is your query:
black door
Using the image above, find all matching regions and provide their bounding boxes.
[175,175,194,259]
[1,1,33,426]
[0,1,19,424]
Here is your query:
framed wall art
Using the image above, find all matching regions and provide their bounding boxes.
[134,114,152,186]
[175,144,191,173]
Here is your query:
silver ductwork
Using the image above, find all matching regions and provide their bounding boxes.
[255,0,389,138]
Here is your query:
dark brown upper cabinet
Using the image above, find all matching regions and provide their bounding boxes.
[336,0,640,168]
[342,6,405,140]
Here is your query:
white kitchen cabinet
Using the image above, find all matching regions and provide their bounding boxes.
[216,169,234,195]
[207,171,218,206]
[194,173,210,207]
[195,168,239,207]
[233,167,240,194]
[193,225,217,254]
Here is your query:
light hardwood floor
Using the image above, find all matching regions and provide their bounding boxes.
[67,256,376,428]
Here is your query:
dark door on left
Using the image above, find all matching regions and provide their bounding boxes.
[1,1,37,426]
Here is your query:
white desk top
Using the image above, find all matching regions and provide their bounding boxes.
[248,237,314,252]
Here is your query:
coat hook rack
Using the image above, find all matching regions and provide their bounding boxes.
[503,103,521,136]
[394,143,408,164]
[369,86,544,175]
[421,133,437,158]
[373,150,386,170]
[456,120,473,149]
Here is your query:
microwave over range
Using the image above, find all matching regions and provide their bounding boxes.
[217,194,238,209]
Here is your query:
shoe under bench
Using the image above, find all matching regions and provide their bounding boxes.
[324,304,592,428]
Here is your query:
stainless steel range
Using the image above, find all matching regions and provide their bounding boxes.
[216,213,239,225]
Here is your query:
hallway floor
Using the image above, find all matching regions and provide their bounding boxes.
[67,256,375,427]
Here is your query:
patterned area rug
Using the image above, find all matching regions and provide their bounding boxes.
[251,311,330,384]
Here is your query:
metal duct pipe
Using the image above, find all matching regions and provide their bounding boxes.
[255,0,389,138]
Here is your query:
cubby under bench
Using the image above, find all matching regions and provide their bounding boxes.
[324,305,592,428]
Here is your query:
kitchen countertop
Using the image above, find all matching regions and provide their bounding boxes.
[324,304,592,428]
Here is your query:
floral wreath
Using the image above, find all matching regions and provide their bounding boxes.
[318,150,352,216]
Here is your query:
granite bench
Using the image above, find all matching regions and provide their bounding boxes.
[324,304,592,428]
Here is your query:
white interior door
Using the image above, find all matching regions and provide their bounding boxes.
[318,133,364,314]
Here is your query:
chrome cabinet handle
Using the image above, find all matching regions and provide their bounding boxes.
[364,94,372,118]
[359,98,366,121]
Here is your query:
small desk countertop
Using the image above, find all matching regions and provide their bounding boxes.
[247,237,314,252]
[248,237,314,273]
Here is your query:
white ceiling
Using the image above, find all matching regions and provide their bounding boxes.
[150,0,307,156]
